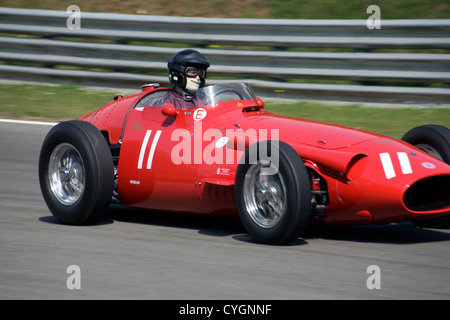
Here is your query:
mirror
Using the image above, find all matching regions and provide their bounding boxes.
[161,103,178,117]
[256,97,264,109]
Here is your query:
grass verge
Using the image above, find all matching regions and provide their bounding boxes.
[0,82,448,139]
[1,0,449,19]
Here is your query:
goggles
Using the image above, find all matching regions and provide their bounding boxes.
[184,66,206,79]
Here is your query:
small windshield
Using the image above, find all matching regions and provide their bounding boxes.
[196,83,257,107]
[140,82,258,110]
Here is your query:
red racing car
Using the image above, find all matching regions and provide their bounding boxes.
[39,83,450,244]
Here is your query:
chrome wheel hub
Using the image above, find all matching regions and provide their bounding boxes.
[48,143,85,205]
[415,143,443,161]
[243,163,287,228]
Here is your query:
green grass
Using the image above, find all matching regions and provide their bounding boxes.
[1,0,449,19]
[0,83,115,121]
[1,2,448,141]
[267,0,450,19]
[265,102,450,139]
[0,83,448,139]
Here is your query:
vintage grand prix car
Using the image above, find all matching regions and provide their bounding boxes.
[39,83,450,244]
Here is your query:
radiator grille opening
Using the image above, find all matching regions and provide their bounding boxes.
[404,175,450,212]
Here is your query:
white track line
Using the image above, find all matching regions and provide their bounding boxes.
[0,118,58,126]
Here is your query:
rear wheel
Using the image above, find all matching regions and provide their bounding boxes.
[402,124,450,228]
[402,124,450,163]
[39,120,114,225]
[235,141,311,244]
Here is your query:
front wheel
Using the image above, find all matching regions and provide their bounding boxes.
[39,120,114,225]
[235,141,311,244]
[402,124,450,228]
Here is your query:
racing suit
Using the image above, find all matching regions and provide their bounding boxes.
[158,87,205,110]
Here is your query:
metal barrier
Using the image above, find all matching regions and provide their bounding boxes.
[0,7,449,104]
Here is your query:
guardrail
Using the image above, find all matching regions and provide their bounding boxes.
[0,7,449,104]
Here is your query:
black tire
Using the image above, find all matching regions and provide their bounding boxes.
[39,120,114,225]
[402,124,450,228]
[235,141,311,244]
[402,124,450,163]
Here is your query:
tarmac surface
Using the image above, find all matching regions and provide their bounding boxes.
[1,119,449,300]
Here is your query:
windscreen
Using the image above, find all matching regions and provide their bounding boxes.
[136,83,258,110]
[197,83,257,107]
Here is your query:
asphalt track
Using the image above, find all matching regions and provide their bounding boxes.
[0,119,449,300]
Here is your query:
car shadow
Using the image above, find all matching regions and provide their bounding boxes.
[105,205,310,246]
[106,204,247,237]
[302,221,450,245]
[40,205,450,246]
[39,215,114,226]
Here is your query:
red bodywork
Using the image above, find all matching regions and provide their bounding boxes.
[79,83,450,225]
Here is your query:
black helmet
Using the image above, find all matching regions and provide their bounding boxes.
[168,49,210,89]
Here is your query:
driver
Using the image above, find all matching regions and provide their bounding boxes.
[159,49,210,110]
